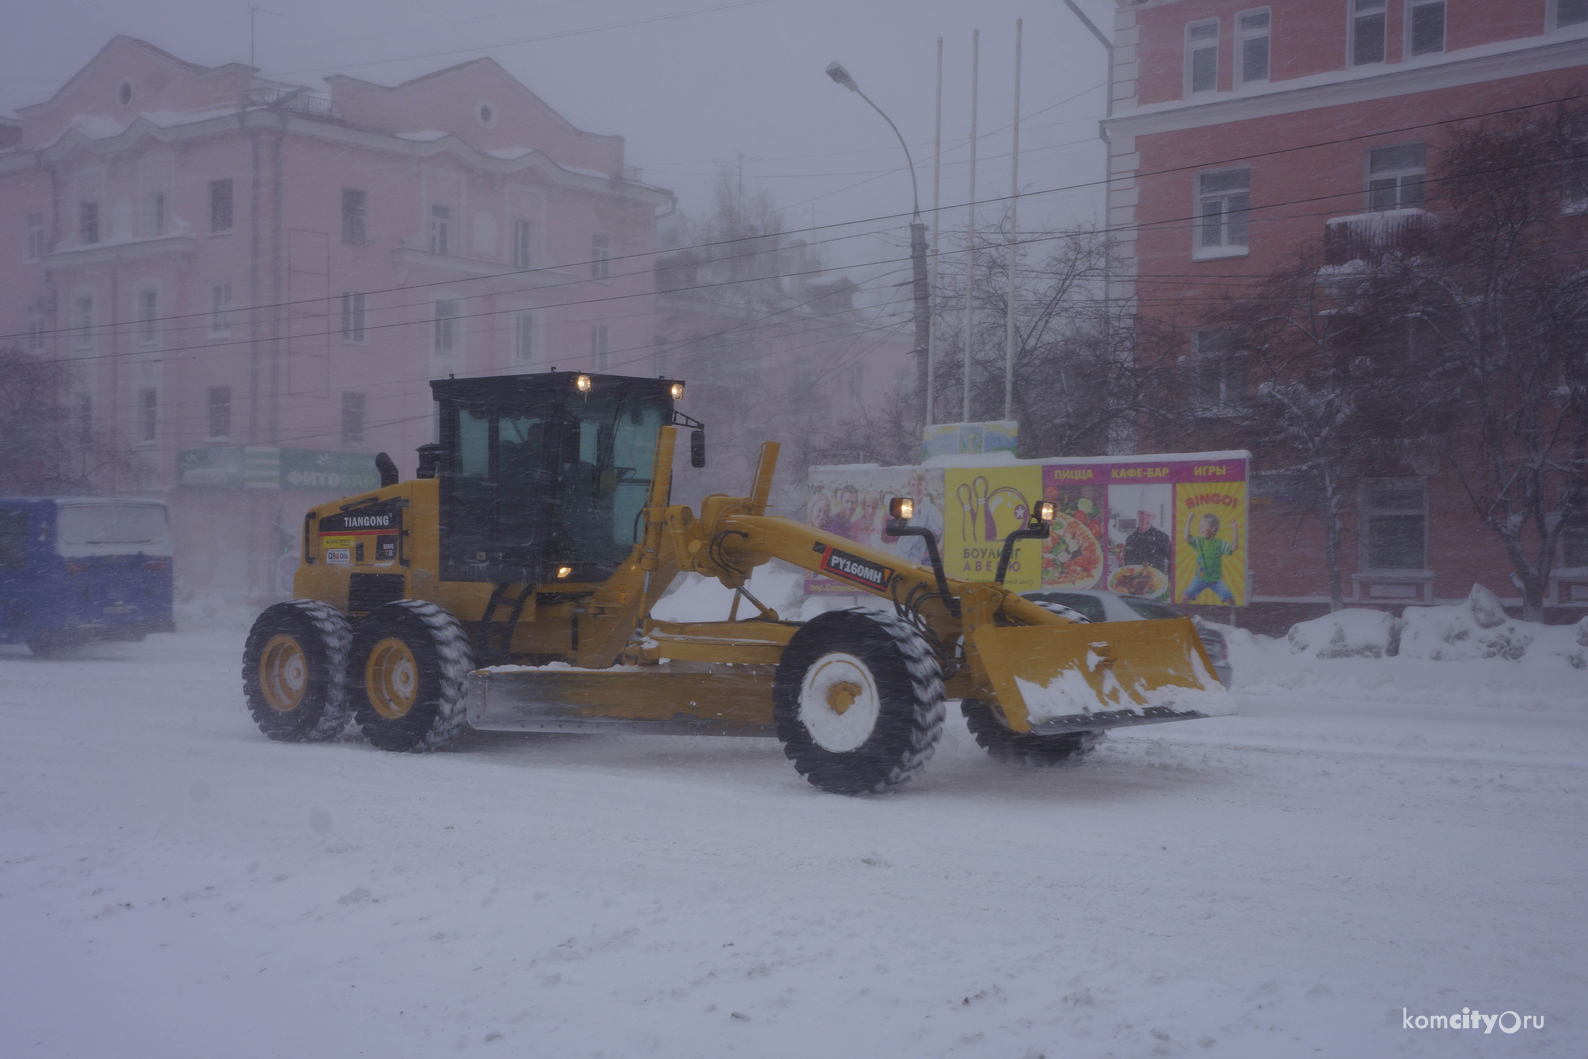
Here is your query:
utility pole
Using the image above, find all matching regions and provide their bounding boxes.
[961,29,979,425]
[927,37,944,428]
[1003,18,1022,422]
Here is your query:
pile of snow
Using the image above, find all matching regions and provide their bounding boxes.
[1398,583,1585,663]
[1287,608,1399,658]
[1282,584,1586,666]
[648,560,808,623]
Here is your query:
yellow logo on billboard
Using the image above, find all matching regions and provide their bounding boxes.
[1174,481,1246,606]
[945,468,1042,589]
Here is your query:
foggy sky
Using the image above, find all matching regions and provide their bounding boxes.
[0,0,1115,290]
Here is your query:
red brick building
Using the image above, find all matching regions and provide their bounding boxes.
[1102,0,1588,626]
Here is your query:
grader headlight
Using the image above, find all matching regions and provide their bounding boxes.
[669,381,685,401]
[888,497,915,521]
[575,374,593,393]
[556,565,573,579]
[1035,501,1056,524]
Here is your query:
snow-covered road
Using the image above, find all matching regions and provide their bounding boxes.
[2,629,1583,1058]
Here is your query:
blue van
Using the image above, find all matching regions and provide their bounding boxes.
[0,498,176,656]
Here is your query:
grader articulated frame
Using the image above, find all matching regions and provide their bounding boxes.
[243,371,1232,794]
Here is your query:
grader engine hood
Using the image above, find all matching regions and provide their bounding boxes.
[969,617,1235,733]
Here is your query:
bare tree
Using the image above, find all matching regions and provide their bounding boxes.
[0,346,120,495]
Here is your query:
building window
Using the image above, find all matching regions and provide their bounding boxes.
[513,311,535,363]
[79,201,100,245]
[210,283,233,335]
[1237,10,1270,84]
[1556,0,1588,30]
[72,294,94,350]
[1360,478,1426,569]
[26,212,45,259]
[513,220,534,269]
[210,178,233,233]
[1408,0,1445,56]
[1196,169,1251,256]
[208,386,232,440]
[25,314,46,353]
[341,188,367,245]
[1368,143,1426,211]
[1192,328,1247,410]
[139,388,157,444]
[591,322,609,370]
[1564,514,1588,567]
[341,391,366,445]
[149,191,166,237]
[1564,115,1588,215]
[1186,20,1219,95]
[433,300,458,354]
[340,292,367,342]
[592,234,611,280]
[430,204,451,256]
[138,289,158,346]
[1351,0,1387,66]
[78,394,93,444]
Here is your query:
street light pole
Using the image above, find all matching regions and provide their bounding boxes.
[826,62,931,430]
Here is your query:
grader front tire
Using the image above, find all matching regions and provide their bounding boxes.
[348,599,472,752]
[242,600,353,742]
[773,608,945,795]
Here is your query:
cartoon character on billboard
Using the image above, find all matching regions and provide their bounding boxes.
[1182,511,1240,604]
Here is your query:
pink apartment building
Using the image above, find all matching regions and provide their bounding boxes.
[0,36,673,597]
[1102,0,1588,626]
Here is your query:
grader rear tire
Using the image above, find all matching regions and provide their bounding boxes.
[242,600,353,742]
[961,698,1105,767]
[773,608,945,795]
[348,599,472,752]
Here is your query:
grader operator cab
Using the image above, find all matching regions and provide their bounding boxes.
[243,370,1232,794]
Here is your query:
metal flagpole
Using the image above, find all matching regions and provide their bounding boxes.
[961,28,978,424]
[1003,18,1022,421]
[927,37,943,428]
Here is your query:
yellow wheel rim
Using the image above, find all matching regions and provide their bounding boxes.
[259,634,308,713]
[365,637,419,720]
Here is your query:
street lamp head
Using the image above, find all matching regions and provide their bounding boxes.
[825,61,859,92]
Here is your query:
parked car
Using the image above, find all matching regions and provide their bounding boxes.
[1021,588,1233,687]
[0,497,176,656]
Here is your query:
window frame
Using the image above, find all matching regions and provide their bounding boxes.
[433,299,460,355]
[1553,0,1588,31]
[591,234,611,281]
[512,310,537,364]
[591,321,610,370]
[341,391,367,446]
[139,388,158,445]
[207,385,233,442]
[209,282,234,337]
[1236,8,1271,86]
[430,204,451,256]
[512,219,535,269]
[209,178,234,235]
[25,211,45,259]
[1407,0,1446,58]
[1185,19,1220,97]
[340,291,367,344]
[1366,142,1427,212]
[1193,167,1252,260]
[1359,476,1428,571]
[1349,0,1387,67]
[25,313,46,353]
[136,288,159,348]
[341,188,368,246]
[1191,327,1248,411]
[71,292,95,351]
[79,200,100,245]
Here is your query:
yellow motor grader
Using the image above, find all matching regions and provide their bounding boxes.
[243,371,1232,794]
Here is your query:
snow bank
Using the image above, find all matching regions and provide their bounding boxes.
[1399,583,1585,664]
[1287,608,1399,658]
[648,560,807,623]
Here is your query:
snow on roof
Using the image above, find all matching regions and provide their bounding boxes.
[395,129,450,142]
[484,147,534,160]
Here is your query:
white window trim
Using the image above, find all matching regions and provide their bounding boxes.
[136,287,160,348]
[340,290,368,344]
[1192,168,1252,260]
[1364,142,1427,212]
[433,298,462,356]
[1348,0,1388,68]
[1357,476,1429,573]
[208,177,235,236]
[71,291,96,351]
[1235,8,1271,88]
[592,234,612,282]
[1185,19,1220,98]
[512,309,539,365]
[1550,0,1588,33]
[25,212,46,261]
[1405,0,1447,60]
[138,388,158,447]
[208,282,234,338]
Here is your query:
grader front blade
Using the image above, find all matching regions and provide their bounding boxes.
[969,616,1234,733]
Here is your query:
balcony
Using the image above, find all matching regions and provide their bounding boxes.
[1323,208,1438,266]
[247,88,340,120]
